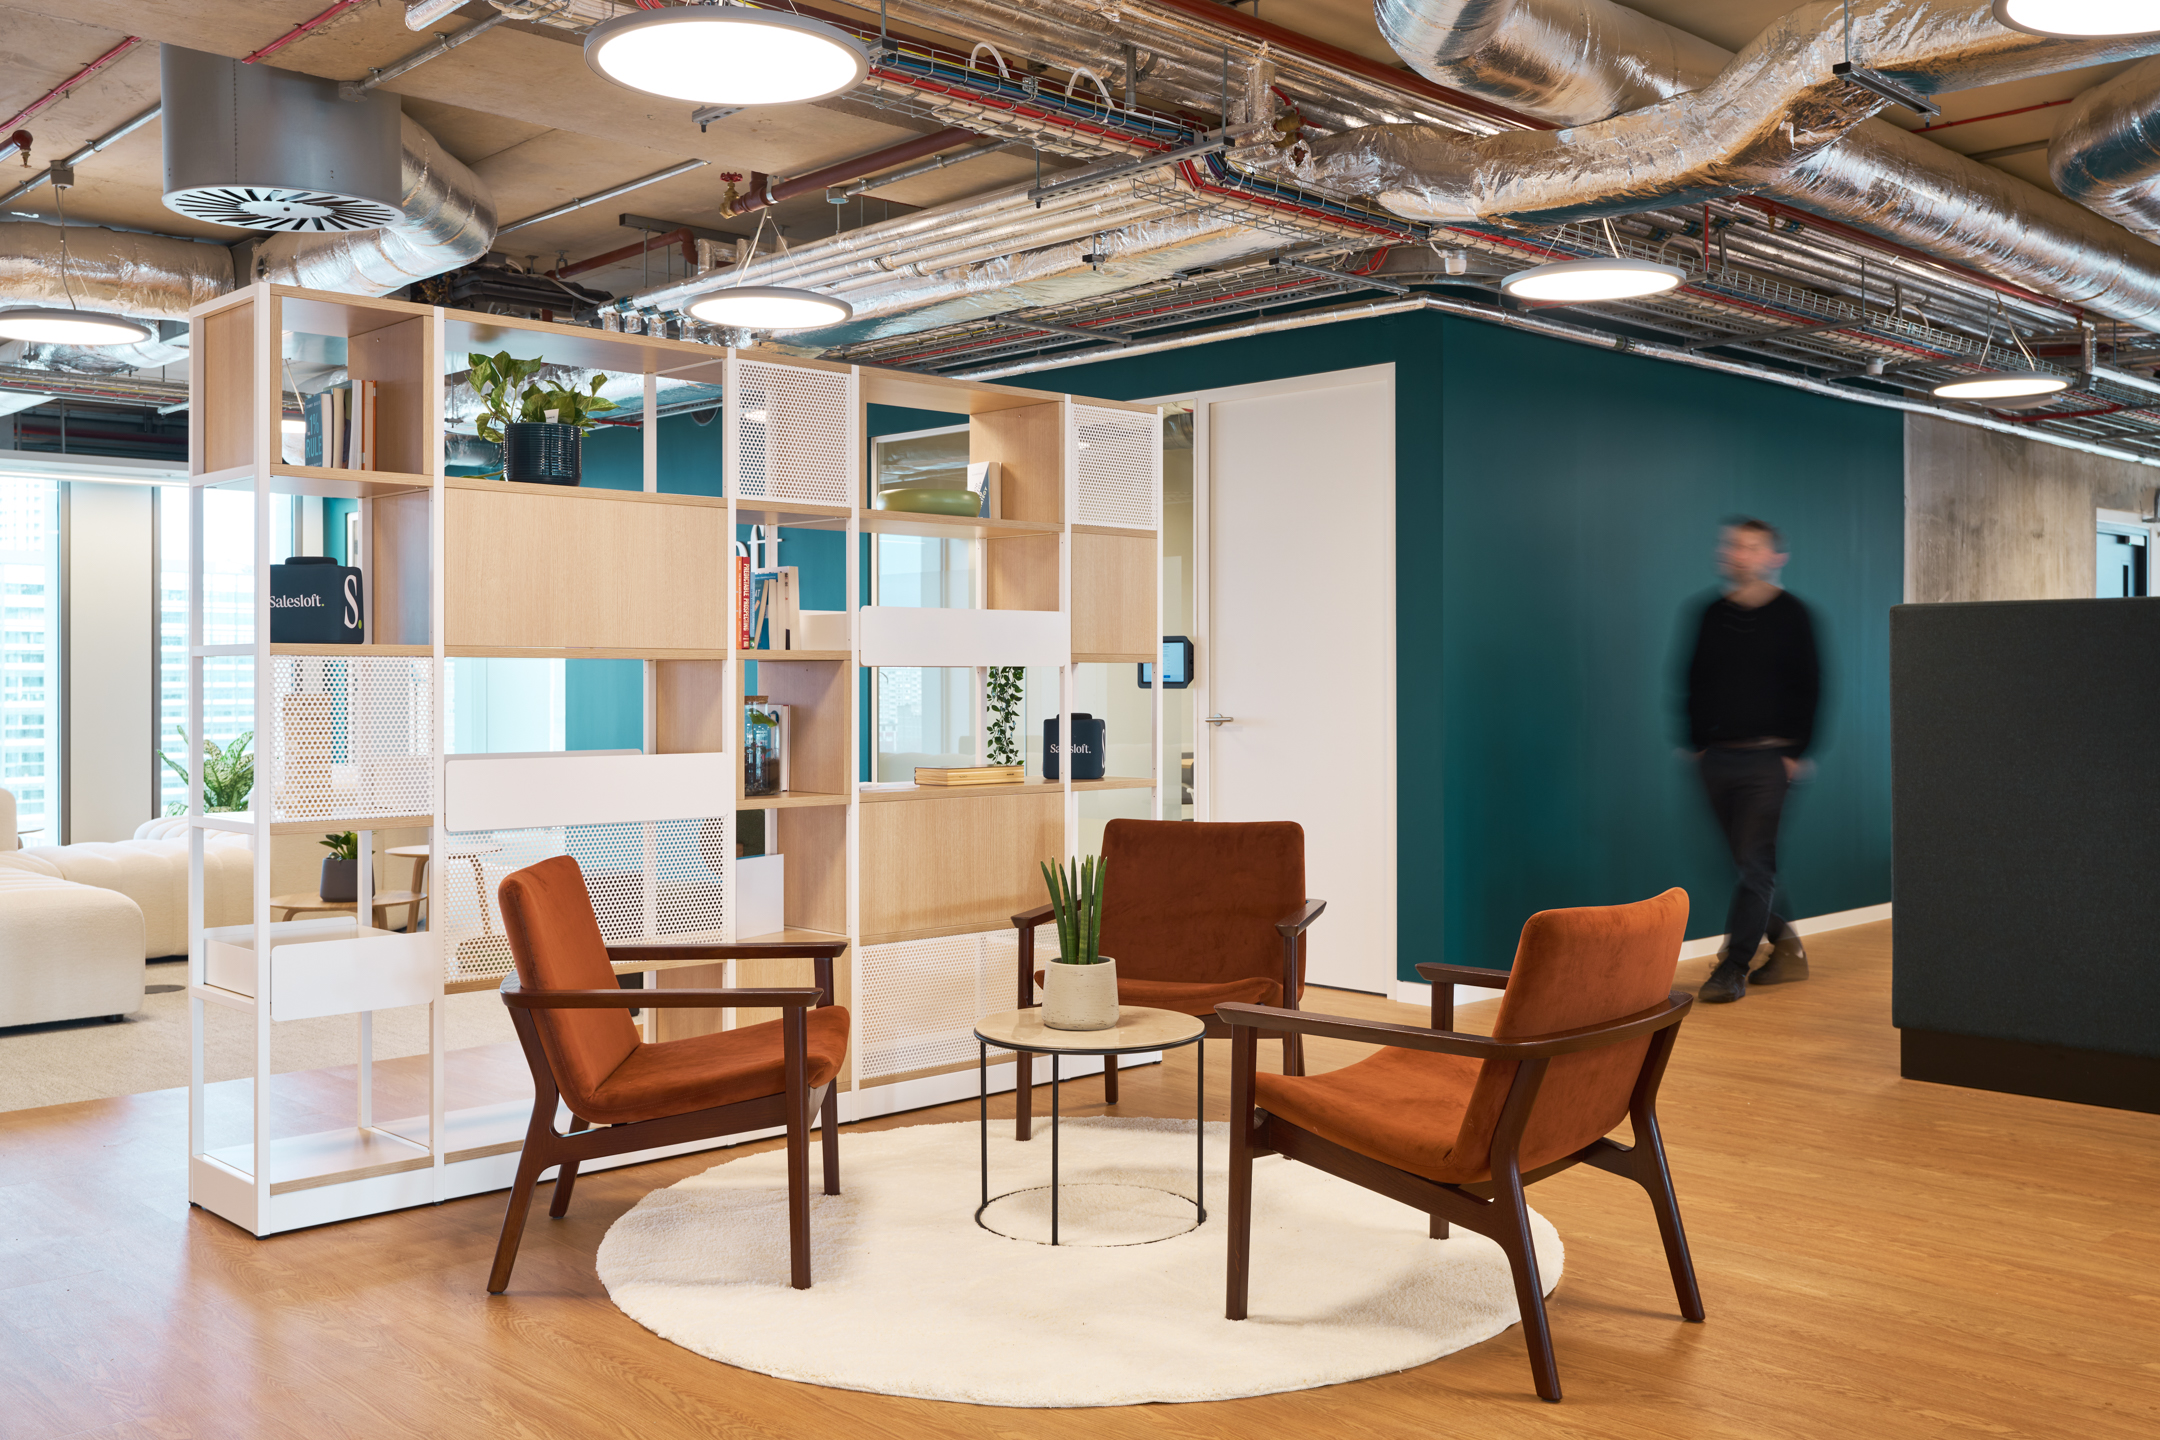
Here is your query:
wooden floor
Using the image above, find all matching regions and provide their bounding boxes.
[3,921,2156,1438]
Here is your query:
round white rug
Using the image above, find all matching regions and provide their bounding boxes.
[597,1117,1563,1406]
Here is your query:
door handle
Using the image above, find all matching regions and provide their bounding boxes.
[1204,714,1235,726]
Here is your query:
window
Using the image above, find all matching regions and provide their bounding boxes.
[158,487,262,814]
[0,478,59,840]
[868,426,980,779]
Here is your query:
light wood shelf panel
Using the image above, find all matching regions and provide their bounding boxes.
[380,1102,528,1167]
[443,484,728,650]
[452,645,733,661]
[655,659,728,754]
[860,787,1061,939]
[736,790,849,810]
[268,643,432,656]
[751,654,851,799]
[260,465,430,500]
[1074,777,1155,791]
[733,926,851,947]
[441,475,726,510]
[736,649,850,662]
[443,308,729,375]
[1071,523,1160,539]
[197,299,254,474]
[267,814,433,835]
[778,803,847,936]
[734,500,853,529]
[1073,529,1157,656]
[985,533,1060,613]
[858,778,1065,803]
[969,401,1063,524]
[1074,652,1153,665]
[858,368,1071,415]
[858,508,1061,540]
[275,285,436,338]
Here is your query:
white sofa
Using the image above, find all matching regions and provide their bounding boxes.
[0,791,253,1028]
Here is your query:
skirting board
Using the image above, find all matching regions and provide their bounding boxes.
[1901,1029,2160,1115]
[1389,902,1894,1007]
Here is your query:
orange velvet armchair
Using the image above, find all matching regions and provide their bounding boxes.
[487,855,850,1294]
[1010,819,1322,1135]
[1220,888,1701,1403]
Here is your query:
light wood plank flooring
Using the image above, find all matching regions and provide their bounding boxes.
[2,921,2156,1438]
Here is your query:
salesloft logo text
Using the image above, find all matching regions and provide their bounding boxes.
[269,595,323,608]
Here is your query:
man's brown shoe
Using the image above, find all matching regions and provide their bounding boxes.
[1751,933,1809,984]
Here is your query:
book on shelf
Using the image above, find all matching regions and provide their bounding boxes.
[736,554,752,648]
[348,380,377,471]
[315,388,347,468]
[748,565,801,650]
[913,765,1026,787]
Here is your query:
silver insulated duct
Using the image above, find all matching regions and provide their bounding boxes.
[2050,54,2160,243]
[161,44,404,232]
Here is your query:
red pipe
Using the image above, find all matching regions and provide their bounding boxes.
[1916,98,2072,134]
[2,38,140,134]
[730,127,981,216]
[244,0,369,66]
[1736,197,2082,318]
[550,228,699,279]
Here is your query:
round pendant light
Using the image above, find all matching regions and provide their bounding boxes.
[1931,370,2069,400]
[1499,256,1686,303]
[0,306,153,346]
[686,285,854,332]
[584,6,871,106]
[1992,0,2160,37]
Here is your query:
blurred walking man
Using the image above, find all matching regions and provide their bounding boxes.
[1684,518,1820,1004]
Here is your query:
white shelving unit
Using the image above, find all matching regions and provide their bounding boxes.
[182,284,1161,1235]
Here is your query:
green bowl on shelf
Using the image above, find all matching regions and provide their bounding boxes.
[878,485,982,517]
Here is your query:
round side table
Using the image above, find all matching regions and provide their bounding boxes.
[973,1005,1207,1246]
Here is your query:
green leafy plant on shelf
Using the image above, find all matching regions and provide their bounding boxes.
[158,725,254,816]
[320,831,358,861]
[985,666,1024,766]
[1040,855,1108,964]
[465,350,618,446]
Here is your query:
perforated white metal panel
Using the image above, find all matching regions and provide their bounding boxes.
[436,815,730,987]
[855,925,1053,1081]
[733,359,855,506]
[1073,404,1160,530]
[269,655,433,823]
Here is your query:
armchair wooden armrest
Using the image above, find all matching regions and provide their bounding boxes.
[1275,899,1326,938]
[1011,902,1057,1008]
[1218,993,1693,1061]
[605,941,843,1006]
[1415,960,1512,1029]
[501,982,825,1010]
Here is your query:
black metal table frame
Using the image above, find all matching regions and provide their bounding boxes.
[974,1028,1206,1246]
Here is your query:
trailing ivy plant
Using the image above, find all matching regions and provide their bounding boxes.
[985,665,1025,766]
[1040,855,1107,965]
[158,725,253,816]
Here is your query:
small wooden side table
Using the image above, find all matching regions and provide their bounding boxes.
[973,1005,1207,1246]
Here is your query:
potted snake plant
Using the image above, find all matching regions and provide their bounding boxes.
[467,351,618,486]
[1039,855,1117,1030]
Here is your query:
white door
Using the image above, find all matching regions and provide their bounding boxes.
[1201,366,1395,993]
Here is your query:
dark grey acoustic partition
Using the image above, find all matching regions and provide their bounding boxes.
[1892,598,2160,1113]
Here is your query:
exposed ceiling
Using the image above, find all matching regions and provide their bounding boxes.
[5,0,2160,460]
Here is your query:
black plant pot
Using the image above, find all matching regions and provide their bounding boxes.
[504,421,582,485]
[320,857,357,903]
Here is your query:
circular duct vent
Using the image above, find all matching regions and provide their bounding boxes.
[160,45,402,234]
[164,186,401,232]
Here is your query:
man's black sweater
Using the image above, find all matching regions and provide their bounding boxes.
[1685,589,1820,757]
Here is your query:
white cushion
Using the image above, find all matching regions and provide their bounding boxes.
[0,869,144,1027]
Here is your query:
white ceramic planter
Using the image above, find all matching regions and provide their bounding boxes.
[1042,956,1119,1030]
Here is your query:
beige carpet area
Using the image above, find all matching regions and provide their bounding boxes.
[598,1117,1564,1407]
[0,960,516,1112]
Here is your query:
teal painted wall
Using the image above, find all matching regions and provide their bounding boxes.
[1040,310,1901,979]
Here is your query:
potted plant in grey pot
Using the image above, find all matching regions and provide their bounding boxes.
[1039,855,1117,1030]
[319,830,358,903]
[467,351,617,485]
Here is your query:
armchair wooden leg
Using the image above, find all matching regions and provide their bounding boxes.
[785,1100,811,1291]
[547,1115,590,1219]
[488,1141,551,1295]
[1283,1031,1306,1077]
[820,1082,841,1197]
[1225,1026,1257,1321]
[1429,1214,1448,1240]
[1494,1169,1562,1403]
[1635,1110,1704,1322]
[1015,1049,1034,1142]
[1103,1052,1119,1104]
